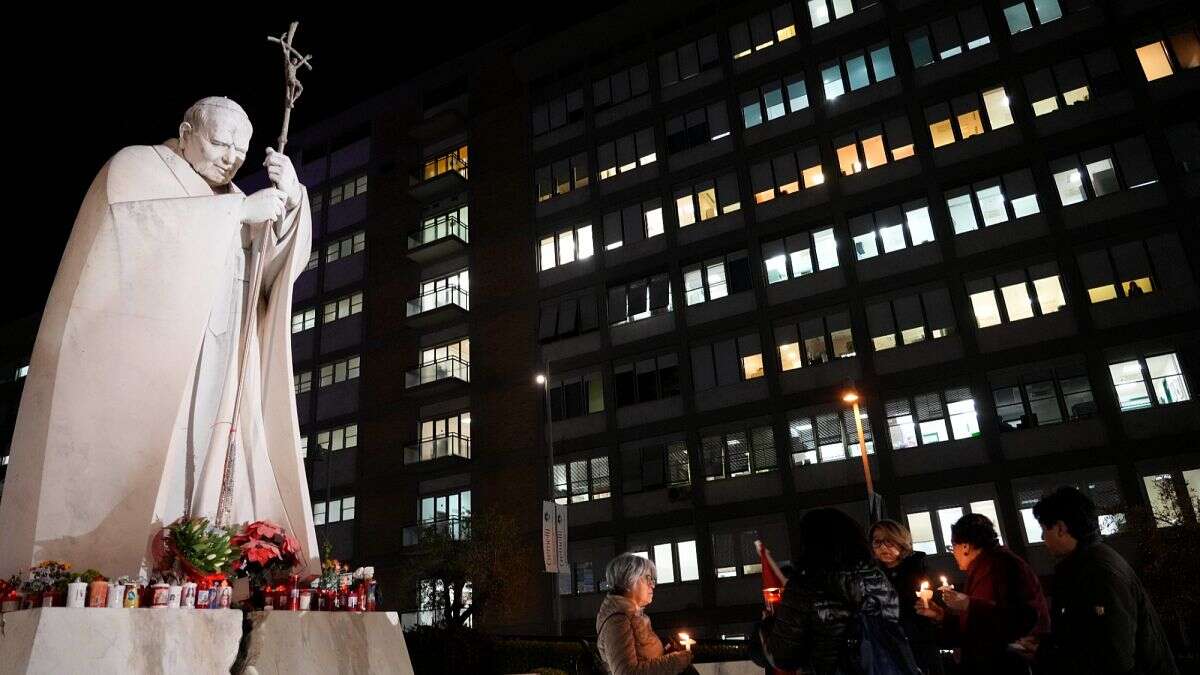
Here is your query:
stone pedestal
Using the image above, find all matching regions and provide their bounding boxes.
[0,608,244,675]
[0,609,413,675]
[238,610,413,674]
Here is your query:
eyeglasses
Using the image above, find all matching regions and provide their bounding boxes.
[641,573,656,586]
[871,539,900,550]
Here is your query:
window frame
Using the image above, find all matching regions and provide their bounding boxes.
[665,101,732,155]
[885,385,980,450]
[849,198,936,261]
[966,262,1067,328]
[674,172,742,227]
[1108,351,1191,412]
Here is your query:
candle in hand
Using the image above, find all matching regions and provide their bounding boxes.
[916,580,933,609]
[677,632,695,651]
[939,575,954,590]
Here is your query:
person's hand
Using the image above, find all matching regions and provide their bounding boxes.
[264,148,302,210]
[941,589,969,614]
[915,600,945,623]
[1010,636,1039,663]
[241,188,288,225]
[677,648,694,666]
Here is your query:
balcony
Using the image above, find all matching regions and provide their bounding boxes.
[406,287,469,328]
[403,433,472,465]
[408,156,468,202]
[405,355,470,392]
[402,516,470,546]
[407,215,469,264]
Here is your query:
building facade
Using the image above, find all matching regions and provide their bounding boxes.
[2,0,1198,640]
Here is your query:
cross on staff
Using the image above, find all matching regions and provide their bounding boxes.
[214,21,312,529]
[267,21,313,154]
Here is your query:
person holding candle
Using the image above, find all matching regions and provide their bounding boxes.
[595,552,695,675]
[1026,486,1178,675]
[758,509,920,674]
[869,519,945,675]
[915,513,1049,675]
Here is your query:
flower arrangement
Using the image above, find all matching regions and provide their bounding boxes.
[231,520,302,588]
[163,517,238,581]
[25,560,72,593]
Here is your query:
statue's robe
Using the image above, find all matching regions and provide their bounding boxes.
[0,141,318,576]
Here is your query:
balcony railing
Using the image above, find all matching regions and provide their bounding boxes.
[405,355,470,389]
[402,516,470,546]
[409,215,469,249]
[404,433,471,464]
[406,286,469,317]
[422,154,469,181]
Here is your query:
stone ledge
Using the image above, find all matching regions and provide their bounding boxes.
[239,610,413,675]
[1,608,243,675]
[0,609,413,675]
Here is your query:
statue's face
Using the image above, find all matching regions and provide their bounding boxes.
[180,110,252,187]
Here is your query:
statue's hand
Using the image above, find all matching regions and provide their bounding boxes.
[264,148,302,210]
[241,188,289,226]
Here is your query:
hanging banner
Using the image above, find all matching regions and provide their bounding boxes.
[542,501,558,573]
[555,503,569,573]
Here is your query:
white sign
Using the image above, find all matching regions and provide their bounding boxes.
[555,503,569,573]
[542,501,558,573]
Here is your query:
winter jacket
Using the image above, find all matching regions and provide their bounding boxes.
[759,561,902,675]
[882,551,944,675]
[940,546,1050,675]
[595,593,692,675]
[1036,541,1178,675]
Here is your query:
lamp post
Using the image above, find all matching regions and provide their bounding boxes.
[535,369,562,636]
[842,387,881,522]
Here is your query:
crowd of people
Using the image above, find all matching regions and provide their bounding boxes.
[594,486,1180,675]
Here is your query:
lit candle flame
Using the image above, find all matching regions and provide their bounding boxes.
[677,632,695,651]
[916,580,933,608]
[920,581,930,590]
[939,576,948,588]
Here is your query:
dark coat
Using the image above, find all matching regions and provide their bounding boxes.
[882,552,944,675]
[1036,541,1178,675]
[759,561,901,675]
[940,546,1051,675]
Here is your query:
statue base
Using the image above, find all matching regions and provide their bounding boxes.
[0,609,414,675]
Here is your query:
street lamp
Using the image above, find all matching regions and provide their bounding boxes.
[535,368,562,636]
[842,384,880,521]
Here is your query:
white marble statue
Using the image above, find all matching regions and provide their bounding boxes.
[0,97,319,577]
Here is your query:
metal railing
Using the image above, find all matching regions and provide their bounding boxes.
[403,433,471,464]
[408,214,469,249]
[405,355,470,388]
[402,516,470,546]
[422,154,469,181]
[406,286,469,316]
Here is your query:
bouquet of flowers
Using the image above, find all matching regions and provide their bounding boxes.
[27,560,72,593]
[162,517,238,581]
[231,520,302,588]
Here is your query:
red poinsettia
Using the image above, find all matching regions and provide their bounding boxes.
[241,540,283,566]
[279,533,301,558]
[231,520,301,589]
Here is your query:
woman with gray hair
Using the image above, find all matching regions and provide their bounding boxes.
[595,553,694,674]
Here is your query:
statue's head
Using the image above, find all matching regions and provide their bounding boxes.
[178,97,253,187]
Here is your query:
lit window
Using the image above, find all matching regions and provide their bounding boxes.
[1050,138,1159,206]
[1109,352,1190,411]
[1136,41,1174,81]
[291,309,316,334]
[789,407,873,465]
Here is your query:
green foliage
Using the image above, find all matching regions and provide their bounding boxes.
[398,512,533,629]
[169,517,237,574]
[73,569,106,584]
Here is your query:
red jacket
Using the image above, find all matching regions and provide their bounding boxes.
[942,546,1050,675]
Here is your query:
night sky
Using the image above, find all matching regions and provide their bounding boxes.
[10,8,597,320]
